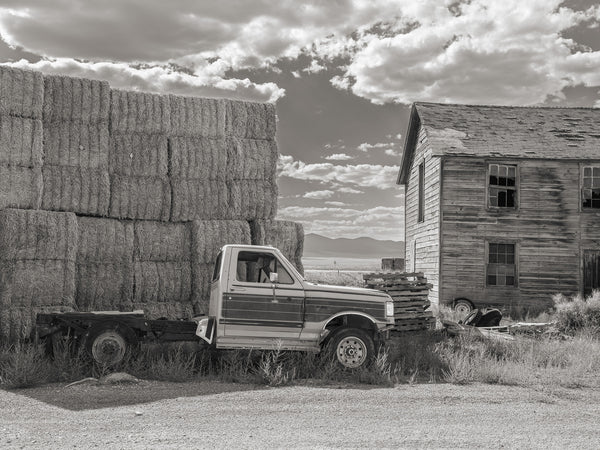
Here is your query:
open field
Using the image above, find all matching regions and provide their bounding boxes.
[1,381,599,449]
[302,257,381,271]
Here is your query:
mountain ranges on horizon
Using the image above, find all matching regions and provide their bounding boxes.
[303,234,405,259]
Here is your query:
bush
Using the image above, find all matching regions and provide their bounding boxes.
[0,344,54,388]
[553,292,600,334]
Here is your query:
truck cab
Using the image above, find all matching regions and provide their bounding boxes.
[197,244,395,368]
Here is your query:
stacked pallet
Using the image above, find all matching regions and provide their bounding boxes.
[363,272,434,332]
[0,66,304,342]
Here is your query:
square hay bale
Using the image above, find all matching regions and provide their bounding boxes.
[0,116,43,167]
[119,301,193,320]
[170,95,226,137]
[0,259,76,308]
[227,138,278,181]
[169,136,227,180]
[76,216,134,263]
[42,166,110,216]
[0,305,74,343]
[250,220,304,273]
[110,89,170,134]
[225,100,276,139]
[170,178,229,221]
[109,175,171,221]
[109,133,168,177]
[0,165,42,209]
[43,74,110,123]
[0,66,44,119]
[43,121,109,169]
[191,220,251,264]
[228,179,278,220]
[191,262,212,315]
[76,262,133,311]
[134,221,191,262]
[133,261,192,304]
[0,209,78,261]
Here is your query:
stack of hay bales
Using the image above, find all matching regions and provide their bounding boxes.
[109,90,171,220]
[0,66,305,343]
[0,67,44,210]
[41,75,111,215]
[0,209,77,341]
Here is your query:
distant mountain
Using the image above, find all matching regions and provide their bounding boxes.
[303,234,405,259]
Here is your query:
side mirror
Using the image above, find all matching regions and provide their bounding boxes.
[269,272,279,284]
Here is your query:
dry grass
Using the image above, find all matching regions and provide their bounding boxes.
[304,270,365,287]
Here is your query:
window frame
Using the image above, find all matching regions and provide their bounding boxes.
[580,164,600,211]
[417,160,425,223]
[485,241,518,288]
[234,250,296,285]
[486,162,519,210]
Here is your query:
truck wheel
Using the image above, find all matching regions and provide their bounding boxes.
[329,328,375,369]
[85,323,138,366]
[453,298,475,318]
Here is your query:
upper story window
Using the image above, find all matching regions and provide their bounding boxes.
[487,243,516,287]
[235,251,294,284]
[418,162,425,222]
[488,164,517,208]
[582,166,600,209]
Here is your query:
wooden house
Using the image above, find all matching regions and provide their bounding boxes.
[397,102,600,315]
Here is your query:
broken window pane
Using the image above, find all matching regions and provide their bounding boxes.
[489,164,517,208]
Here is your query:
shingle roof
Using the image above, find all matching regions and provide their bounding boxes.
[398,102,600,184]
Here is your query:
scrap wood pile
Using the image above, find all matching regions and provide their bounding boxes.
[363,272,434,332]
[0,66,304,343]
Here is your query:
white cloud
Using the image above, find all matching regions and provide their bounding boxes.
[303,59,326,74]
[291,70,301,78]
[325,201,346,207]
[278,155,399,190]
[324,153,353,161]
[338,187,363,194]
[357,141,399,156]
[303,190,335,199]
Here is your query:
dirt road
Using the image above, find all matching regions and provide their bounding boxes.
[1,381,599,449]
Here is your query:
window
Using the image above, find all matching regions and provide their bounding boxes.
[212,251,223,282]
[418,162,425,222]
[487,243,516,286]
[582,166,600,209]
[489,164,517,208]
[236,251,294,284]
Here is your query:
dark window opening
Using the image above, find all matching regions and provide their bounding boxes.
[212,251,222,282]
[236,251,294,284]
[418,162,425,222]
[489,164,517,208]
[487,243,516,286]
[582,166,600,209]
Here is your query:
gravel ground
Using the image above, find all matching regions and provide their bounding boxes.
[1,381,600,449]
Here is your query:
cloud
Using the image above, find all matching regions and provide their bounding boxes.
[303,190,335,199]
[277,205,404,240]
[357,141,399,156]
[338,187,363,194]
[303,59,326,74]
[324,153,353,161]
[278,155,400,190]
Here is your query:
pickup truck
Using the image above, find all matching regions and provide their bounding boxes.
[37,244,396,368]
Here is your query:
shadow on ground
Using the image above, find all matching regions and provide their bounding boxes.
[4,380,264,411]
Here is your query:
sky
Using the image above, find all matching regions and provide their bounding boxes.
[1,0,600,241]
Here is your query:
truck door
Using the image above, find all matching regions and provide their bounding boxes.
[221,249,304,343]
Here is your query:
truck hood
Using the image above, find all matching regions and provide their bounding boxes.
[303,282,390,300]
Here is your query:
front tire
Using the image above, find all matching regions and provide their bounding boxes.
[329,328,375,369]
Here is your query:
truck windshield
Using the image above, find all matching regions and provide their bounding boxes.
[212,251,223,282]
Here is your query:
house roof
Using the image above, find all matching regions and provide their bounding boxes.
[397,102,600,185]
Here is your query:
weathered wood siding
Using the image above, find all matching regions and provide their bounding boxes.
[440,157,598,311]
[405,126,441,304]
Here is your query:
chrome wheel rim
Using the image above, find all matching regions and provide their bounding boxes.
[336,336,367,368]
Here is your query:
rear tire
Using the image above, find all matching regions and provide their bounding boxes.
[85,322,138,366]
[453,298,475,318]
[329,328,375,369]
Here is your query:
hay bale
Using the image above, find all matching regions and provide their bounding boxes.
[191,262,212,315]
[109,175,171,221]
[0,165,42,209]
[0,305,74,343]
[0,259,76,308]
[76,262,133,311]
[133,261,192,304]
[119,301,193,320]
[43,121,109,169]
[169,136,227,180]
[170,179,229,221]
[109,133,168,177]
[170,95,226,137]
[225,100,276,139]
[0,209,78,261]
[42,166,110,216]
[0,116,43,167]
[110,89,170,134]
[191,220,250,264]
[43,74,110,123]
[227,138,277,181]
[76,216,133,263]
[134,221,191,262]
[0,66,44,119]
[250,220,304,274]
[228,179,278,220]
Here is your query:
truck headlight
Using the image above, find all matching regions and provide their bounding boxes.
[386,301,394,317]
